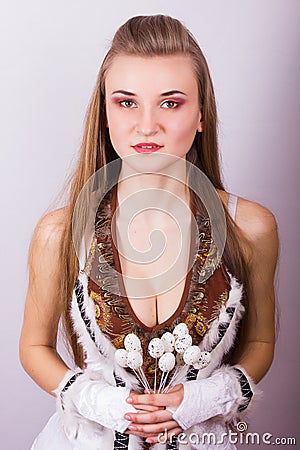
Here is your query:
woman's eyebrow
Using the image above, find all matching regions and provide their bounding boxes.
[111,89,187,96]
[111,90,135,96]
[161,90,187,97]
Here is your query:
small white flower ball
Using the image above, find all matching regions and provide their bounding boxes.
[193,351,211,369]
[158,352,176,372]
[173,322,189,338]
[126,350,143,370]
[114,348,128,368]
[200,351,211,366]
[148,338,164,358]
[183,345,201,365]
[124,333,142,352]
[161,332,175,352]
[174,334,192,354]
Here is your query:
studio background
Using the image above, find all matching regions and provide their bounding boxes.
[1,1,299,449]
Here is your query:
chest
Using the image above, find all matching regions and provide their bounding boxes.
[114,216,192,328]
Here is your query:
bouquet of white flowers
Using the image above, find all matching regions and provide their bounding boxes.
[114,322,211,393]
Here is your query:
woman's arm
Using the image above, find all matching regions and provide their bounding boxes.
[231,197,279,383]
[19,209,158,435]
[19,208,71,396]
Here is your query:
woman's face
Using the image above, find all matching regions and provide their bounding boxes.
[105,54,203,163]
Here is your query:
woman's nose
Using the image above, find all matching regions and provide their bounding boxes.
[135,108,160,136]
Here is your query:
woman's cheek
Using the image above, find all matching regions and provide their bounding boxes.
[171,121,197,147]
[108,117,127,141]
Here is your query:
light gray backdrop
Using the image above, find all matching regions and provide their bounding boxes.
[1,1,299,449]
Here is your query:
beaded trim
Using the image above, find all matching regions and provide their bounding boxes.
[60,372,84,411]
[211,306,236,350]
[75,278,97,344]
[233,368,254,412]
[113,372,130,450]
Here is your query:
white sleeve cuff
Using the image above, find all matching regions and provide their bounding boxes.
[62,372,137,433]
[54,369,137,434]
[92,384,137,433]
[172,370,241,430]
[172,365,263,431]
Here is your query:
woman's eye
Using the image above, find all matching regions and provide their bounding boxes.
[119,100,137,108]
[161,100,179,109]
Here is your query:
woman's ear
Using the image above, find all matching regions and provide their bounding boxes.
[197,121,204,133]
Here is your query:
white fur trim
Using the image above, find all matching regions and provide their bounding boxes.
[196,272,245,379]
[71,271,140,390]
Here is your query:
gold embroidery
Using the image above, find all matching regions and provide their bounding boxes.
[112,335,125,349]
[209,289,230,324]
[84,237,97,275]
[95,304,101,320]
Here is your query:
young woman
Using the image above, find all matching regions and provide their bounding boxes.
[19,14,278,450]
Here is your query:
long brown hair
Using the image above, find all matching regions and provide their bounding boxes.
[57,14,250,367]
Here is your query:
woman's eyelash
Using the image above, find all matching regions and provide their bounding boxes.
[119,99,136,108]
[118,99,180,108]
[161,100,180,108]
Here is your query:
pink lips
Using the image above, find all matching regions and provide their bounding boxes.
[133,142,163,153]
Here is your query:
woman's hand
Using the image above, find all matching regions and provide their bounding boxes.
[125,384,184,443]
[128,389,164,413]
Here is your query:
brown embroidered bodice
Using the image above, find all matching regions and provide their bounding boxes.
[85,185,231,388]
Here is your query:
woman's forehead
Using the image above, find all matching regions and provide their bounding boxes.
[105,54,198,95]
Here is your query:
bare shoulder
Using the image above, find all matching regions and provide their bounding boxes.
[217,189,279,267]
[34,207,69,239]
[217,189,278,240]
[235,196,279,274]
[235,196,278,243]
[30,206,69,259]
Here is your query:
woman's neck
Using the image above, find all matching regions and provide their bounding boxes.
[116,154,191,220]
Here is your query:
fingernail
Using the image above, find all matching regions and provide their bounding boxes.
[128,425,137,431]
[146,438,154,443]
[126,397,133,403]
[124,414,132,420]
